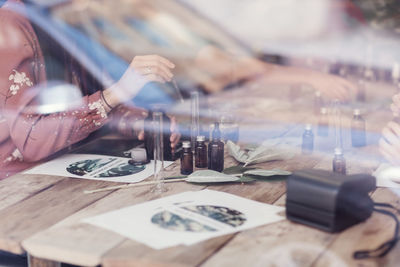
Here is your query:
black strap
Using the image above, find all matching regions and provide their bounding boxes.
[353,205,399,259]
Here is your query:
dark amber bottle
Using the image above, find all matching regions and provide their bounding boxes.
[195,136,207,168]
[301,124,314,154]
[181,141,193,175]
[351,109,366,147]
[332,148,346,175]
[208,122,224,172]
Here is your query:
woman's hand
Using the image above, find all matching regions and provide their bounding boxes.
[137,115,181,153]
[111,106,181,151]
[391,94,400,117]
[308,72,356,102]
[379,121,400,165]
[103,55,175,108]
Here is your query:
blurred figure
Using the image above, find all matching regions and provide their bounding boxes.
[195,45,356,101]
[0,0,178,179]
[380,93,400,165]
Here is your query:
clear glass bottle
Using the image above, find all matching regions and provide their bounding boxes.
[181,141,193,175]
[144,110,172,161]
[302,124,314,154]
[317,107,329,137]
[151,112,167,193]
[190,91,200,152]
[208,122,224,172]
[195,135,207,168]
[313,91,323,115]
[220,114,239,143]
[351,109,366,147]
[332,147,346,175]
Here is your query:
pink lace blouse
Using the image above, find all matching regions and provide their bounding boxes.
[0,0,111,178]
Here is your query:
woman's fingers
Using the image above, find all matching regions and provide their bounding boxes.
[134,55,175,68]
[132,55,175,82]
[379,138,400,165]
[133,61,174,82]
[169,116,181,148]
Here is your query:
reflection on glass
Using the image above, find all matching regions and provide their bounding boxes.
[151,111,167,193]
[190,91,200,152]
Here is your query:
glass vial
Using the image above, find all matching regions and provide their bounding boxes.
[313,91,323,115]
[181,141,193,175]
[351,109,366,147]
[332,147,346,175]
[208,122,224,172]
[190,91,200,152]
[301,124,314,154]
[195,135,207,168]
[151,112,167,193]
[144,110,172,161]
[220,115,239,143]
[317,107,329,137]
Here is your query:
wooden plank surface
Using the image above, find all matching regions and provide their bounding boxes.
[0,174,64,211]
[23,163,206,266]
[0,178,116,254]
[311,188,400,267]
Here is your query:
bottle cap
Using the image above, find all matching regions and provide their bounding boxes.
[196,135,206,142]
[305,124,312,130]
[334,147,343,155]
[320,107,327,114]
[353,109,361,116]
[182,141,191,148]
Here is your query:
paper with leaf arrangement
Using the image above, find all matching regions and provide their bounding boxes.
[24,154,173,183]
[83,189,285,249]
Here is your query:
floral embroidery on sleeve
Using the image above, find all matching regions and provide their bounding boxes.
[3,148,23,163]
[8,70,33,95]
[88,99,107,126]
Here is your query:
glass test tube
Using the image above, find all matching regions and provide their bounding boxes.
[151,111,167,193]
[190,91,200,152]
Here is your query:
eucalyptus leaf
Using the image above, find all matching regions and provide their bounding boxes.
[227,141,248,163]
[186,170,240,183]
[238,176,257,183]
[223,165,255,175]
[244,169,292,177]
[227,140,295,167]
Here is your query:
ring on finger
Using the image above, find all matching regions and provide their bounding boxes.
[146,66,152,74]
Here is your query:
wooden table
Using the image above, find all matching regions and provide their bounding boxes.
[1,80,399,267]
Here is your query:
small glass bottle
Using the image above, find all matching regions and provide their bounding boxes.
[313,91,323,115]
[301,124,314,154]
[181,141,193,175]
[332,147,346,175]
[208,122,224,172]
[195,135,207,168]
[351,109,366,147]
[317,107,329,137]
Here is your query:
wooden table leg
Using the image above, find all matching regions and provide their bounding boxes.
[28,254,61,267]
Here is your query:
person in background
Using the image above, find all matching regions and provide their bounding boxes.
[380,93,400,165]
[0,0,179,179]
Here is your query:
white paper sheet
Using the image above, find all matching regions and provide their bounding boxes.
[24,154,173,183]
[373,163,400,188]
[83,189,285,249]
